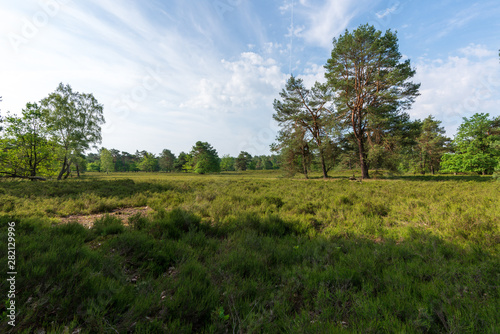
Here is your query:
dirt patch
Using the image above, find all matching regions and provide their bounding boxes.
[60,206,153,229]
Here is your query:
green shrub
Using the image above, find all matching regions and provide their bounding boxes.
[297,202,318,215]
[263,195,284,208]
[128,212,149,230]
[57,221,92,242]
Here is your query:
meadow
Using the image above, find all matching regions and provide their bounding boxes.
[0,171,499,333]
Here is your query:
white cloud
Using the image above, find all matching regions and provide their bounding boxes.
[458,43,497,59]
[375,3,400,19]
[297,0,373,48]
[279,1,292,13]
[183,52,286,113]
[411,50,500,137]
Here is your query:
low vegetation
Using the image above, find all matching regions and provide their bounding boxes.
[1,171,499,333]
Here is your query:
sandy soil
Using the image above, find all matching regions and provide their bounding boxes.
[59,206,153,228]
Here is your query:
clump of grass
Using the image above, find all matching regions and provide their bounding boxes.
[128,212,149,230]
[92,214,124,236]
[263,195,285,209]
[149,207,205,240]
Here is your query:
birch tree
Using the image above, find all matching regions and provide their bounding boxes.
[41,83,105,180]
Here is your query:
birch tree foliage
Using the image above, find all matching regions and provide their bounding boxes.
[41,83,105,180]
[100,148,115,174]
[0,103,56,180]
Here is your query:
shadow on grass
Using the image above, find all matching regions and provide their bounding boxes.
[0,212,498,333]
[0,178,181,199]
[317,171,494,182]
[381,174,493,182]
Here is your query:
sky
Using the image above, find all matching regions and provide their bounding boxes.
[0,0,499,157]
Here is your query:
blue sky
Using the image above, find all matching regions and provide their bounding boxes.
[1,0,499,156]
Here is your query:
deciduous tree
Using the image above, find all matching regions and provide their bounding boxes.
[100,148,115,174]
[87,161,100,172]
[441,113,499,174]
[138,152,159,172]
[271,122,312,178]
[220,154,235,171]
[0,103,56,180]
[174,152,190,172]
[41,83,105,180]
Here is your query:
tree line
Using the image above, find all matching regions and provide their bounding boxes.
[271,24,500,179]
[91,144,279,174]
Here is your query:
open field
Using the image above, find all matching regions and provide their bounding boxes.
[1,171,499,333]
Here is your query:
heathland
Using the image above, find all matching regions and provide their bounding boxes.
[0,171,499,333]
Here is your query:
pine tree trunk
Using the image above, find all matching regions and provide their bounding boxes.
[301,152,308,179]
[319,149,328,179]
[419,152,425,175]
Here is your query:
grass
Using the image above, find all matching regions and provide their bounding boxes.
[0,170,499,333]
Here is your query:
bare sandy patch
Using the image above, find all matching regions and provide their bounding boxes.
[60,206,153,228]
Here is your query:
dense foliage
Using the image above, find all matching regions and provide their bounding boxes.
[0,103,55,179]
[441,113,500,175]
[415,116,451,174]
[189,141,221,174]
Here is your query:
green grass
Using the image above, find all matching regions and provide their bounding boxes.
[0,171,499,333]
